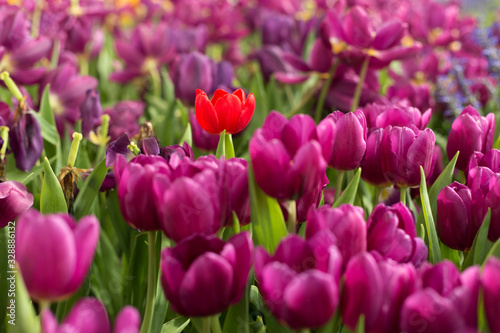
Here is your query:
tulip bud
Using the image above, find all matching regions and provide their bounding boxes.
[420,260,461,297]
[436,182,478,250]
[161,232,253,317]
[173,52,214,105]
[306,204,366,266]
[361,128,388,186]
[9,112,43,172]
[189,109,219,151]
[446,106,495,171]
[220,158,250,226]
[80,89,102,138]
[255,232,341,329]
[16,210,99,301]
[381,126,435,187]
[482,257,500,332]
[0,181,33,228]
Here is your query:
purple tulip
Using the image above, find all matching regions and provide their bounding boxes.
[249,112,328,200]
[321,110,367,171]
[16,210,99,301]
[189,109,219,151]
[159,142,194,164]
[482,257,500,332]
[105,101,144,141]
[9,112,43,172]
[362,100,431,131]
[106,133,133,167]
[41,298,140,333]
[446,106,495,171]
[306,204,366,266]
[161,232,253,317]
[172,51,214,105]
[0,181,33,228]
[0,9,51,85]
[114,155,171,231]
[80,89,102,138]
[361,128,388,186]
[220,158,250,226]
[139,137,160,156]
[485,174,500,241]
[449,266,480,329]
[341,252,384,330]
[367,203,426,265]
[255,232,341,329]
[436,182,479,250]
[419,261,461,297]
[467,149,500,175]
[63,16,104,59]
[466,166,491,234]
[381,126,435,187]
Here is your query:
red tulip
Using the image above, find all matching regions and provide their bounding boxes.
[195,88,255,135]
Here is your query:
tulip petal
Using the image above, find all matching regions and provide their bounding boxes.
[62,298,110,333]
[114,306,141,333]
[234,92,255,134]
[214,94,242,134]
[195,92,220,134]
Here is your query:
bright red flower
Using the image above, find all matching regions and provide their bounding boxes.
[195,88,255,135]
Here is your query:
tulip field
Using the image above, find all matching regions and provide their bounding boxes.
[2,0,500,332]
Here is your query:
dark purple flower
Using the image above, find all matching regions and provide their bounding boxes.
[189,109,219,151]
[139,137,160,156]
[80,89,102,138]
[361,128,388,186]
[159,142,194,164]
[161,232,253,317]
[255,232,341,329]
[105,101,144,141]
[9,112,43,172]
[106,133,133,167]
[0,181,33,228]
[172,51,213,105]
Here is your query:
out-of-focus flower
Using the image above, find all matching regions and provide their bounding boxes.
[80,89,102,139]
[482,257,500,332]
[161,232,253,316]
[467,149,500,175]
[106,133,133,167]
[40,63,98,134]
[159,142,194,164]
[195,88,255,135]
[485,174,500,242]
[361,128,388,186]
[114,155,171,231]
[255,232,341,329]
[9,111,43,172]
[250,112,328,200]
[446,106,495,171]
[0,181,33,228]
[189,109,219,151]
[220,158,250,226]
[381,126,435,187]
[62,16,104,60]
[41,298,140,333]
[306,204,366,266]
[105,101,144,141]
[172,52,214,105]
[16,210,99,301]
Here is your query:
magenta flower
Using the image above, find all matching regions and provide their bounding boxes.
[485,174,500,242]
[362,99,431,131]
[0,181,33,228]
[161,232,253,316]
[482,257,500,332]
[255,232,341,329]
[16,210,99,302]
[361,128,388,186]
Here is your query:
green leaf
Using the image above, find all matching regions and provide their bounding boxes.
[223,274,251,333]
[440,242,462,268]
[485,236,500,261]
[0,228,9,333]
[40,157,67,214]
[73,159,109,220]
[419,166,442,263]
[35,84,62,168]
[249,286,292,333]
[248,164,287,253]
[7,271,40,333]
[161,317,191,333]
[225,133,235,159]
[30,111,59,146]
[333,168,361,208]
[178,123,192,147]
[39,84,56,127]
[463,209,493,269]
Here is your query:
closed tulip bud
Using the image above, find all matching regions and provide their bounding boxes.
[420,260,461,297]
[189,109,219,151]
[250,112,328,200]
[448,266,480,329]
[436,182,478,250]
[114,155,171,231]
[161,232,253,317]
[0,181,33,228]
[9,112,43,172]
[154,169,222,242]
[381,126,435,187]
[485,174,500,241]
[80,89,102,138]
[323,110,367,170]
[306,204,366,266]
[361,128,388,186]
[482,257,500,332]
[446,106,495,171]
[341,252,384,330]
[173,52,214,105]
[16,210,99,301]
[221,158,250,226]
[255,232,341,329]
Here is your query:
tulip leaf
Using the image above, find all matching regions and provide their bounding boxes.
[178,123,192,147]
[40,157,67,214]
[485,237,500,262]
[463,209,493,269]
[73,159,109,220]
[419,166,442,264]
[225,133,235,159]
[440,243,462,268]
[333,168,361,208]
[223,274,252,333]
[248,164,287,253]
[6,270,40,333]
[161,317,190,333]
[36,84,62,168]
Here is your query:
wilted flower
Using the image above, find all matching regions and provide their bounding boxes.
[9,111,43,172]
[105,101,144,141]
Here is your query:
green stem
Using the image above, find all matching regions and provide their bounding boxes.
[350,57,370,112]
[67,132,83,168]
[202,317,211,333]
[298,330,311,333]
[38,301,51,313]
[334,171,345,204]
[50,39,61,69]
[210,315,222,333]
[150,67,162,98]
[0,126,9,161]
[400,186,407,206]
[140,231,157,333]
[287,200,297,234]
[315,58,340,123]
[215,130,226,159]
[0,72,23,101]
[373,187,381,208]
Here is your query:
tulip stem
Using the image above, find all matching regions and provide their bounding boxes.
[400,186,406,206]
[0,72,23,101]
[350,56,370,112]
[140,231,157,333]
[38,301,51,312]
[211,315,222,333]
[202,317,211,333]
[373,187,381,208]
[67,132,83,168]
[287,200,297,234]
[216,131,235,159]
[334,171,345,204]
[0,126,9,162]
[315,58,340,123]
